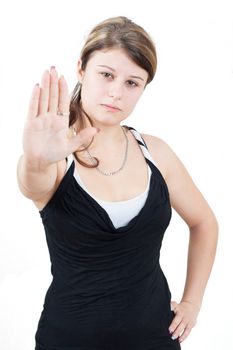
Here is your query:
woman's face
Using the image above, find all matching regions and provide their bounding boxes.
[77,48,148,127]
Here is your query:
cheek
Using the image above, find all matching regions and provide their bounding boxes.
[81,82,100,104]
[127,92,142,108]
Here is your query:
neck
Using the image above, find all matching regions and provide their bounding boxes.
[86,124,127,151]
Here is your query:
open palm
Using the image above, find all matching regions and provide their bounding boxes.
[23,67,97,167]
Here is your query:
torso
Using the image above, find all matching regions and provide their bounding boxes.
[33,129,167,210]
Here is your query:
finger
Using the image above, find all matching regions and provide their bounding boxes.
[170,321,186,341]
[67,127,99,154]
[48,67,59,114]
[178,325,192,343]
[38,70,50,115]
[58,75,70,114]
[27,84,40,119]
[169,314,182,334]
[171,301,178,311]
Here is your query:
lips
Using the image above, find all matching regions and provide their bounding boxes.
[101,104,121,111]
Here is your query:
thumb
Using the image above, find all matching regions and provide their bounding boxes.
[68,126,99,153]
[170,301,178,312]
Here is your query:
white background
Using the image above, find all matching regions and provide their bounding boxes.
[0,0,232,349]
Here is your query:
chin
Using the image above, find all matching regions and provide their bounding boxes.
[88,114,124,125]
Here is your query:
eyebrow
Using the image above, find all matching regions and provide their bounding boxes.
[97,64,145,82]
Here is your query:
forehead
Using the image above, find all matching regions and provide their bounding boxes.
[87,48,148,77]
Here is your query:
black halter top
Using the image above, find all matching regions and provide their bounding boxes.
[35,125,181,350]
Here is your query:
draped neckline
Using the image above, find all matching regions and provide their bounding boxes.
[72,159,156,234]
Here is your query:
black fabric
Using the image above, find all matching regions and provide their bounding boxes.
[35,126,181,350]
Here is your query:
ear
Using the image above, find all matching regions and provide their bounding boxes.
[77,59,85,83]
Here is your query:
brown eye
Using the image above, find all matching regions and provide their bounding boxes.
[100,72,113,79]
[127,80,138,87]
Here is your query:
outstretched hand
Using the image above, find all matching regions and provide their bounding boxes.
[169,300,200,343]
[23,67,98,169]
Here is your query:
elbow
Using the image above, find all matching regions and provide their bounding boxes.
[190,210,219,238]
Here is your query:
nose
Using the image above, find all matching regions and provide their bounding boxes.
[107,81,123,100]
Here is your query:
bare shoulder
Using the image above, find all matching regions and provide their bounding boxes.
[141,132,216,228]
[140,133,172,180]
[141,131,198,185]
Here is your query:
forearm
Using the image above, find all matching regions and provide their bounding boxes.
[180,216,219,309]
[17,154,57,199]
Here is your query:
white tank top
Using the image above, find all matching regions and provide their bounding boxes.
[73,165,152,229]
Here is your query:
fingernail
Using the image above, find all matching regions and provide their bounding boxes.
[50,66,56,70]
[171,335,177,340]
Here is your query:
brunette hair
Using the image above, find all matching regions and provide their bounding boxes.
[69,16,157,168]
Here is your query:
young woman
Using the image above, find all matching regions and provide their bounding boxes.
[17,16,218,350]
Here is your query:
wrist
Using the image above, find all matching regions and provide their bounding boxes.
[22,154,52,173]
[180,299,201,311]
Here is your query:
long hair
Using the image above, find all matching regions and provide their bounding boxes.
[69,16,157,168]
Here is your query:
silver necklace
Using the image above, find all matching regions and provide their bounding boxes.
[86,126,128,176]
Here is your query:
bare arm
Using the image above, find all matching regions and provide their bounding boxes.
[165,141,218,342]
[142,134,218,343]
[17,154,58,201]
[180,217,218,306]
[163,140,218,310]
[17,67,98,205]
